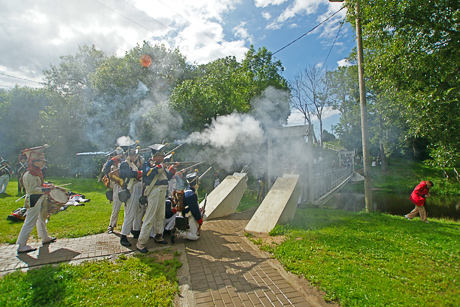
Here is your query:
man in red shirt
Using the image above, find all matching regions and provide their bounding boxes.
[405,180,433,223]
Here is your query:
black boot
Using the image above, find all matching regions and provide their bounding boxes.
[170,228,176,244]
[120,235,131,247]
[131,230,140,239]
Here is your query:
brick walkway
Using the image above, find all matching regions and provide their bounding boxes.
[0,209,337,307]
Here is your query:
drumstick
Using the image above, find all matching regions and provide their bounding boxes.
[54,183,72,188]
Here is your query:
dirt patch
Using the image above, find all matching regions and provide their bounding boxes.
[260,234,285,247]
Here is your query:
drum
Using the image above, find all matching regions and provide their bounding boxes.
[47,187,70,215]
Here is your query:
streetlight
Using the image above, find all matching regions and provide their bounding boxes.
[329,0,373,212]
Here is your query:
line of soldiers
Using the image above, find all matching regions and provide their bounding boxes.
[102,143,206,253]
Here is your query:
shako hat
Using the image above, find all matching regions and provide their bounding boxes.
[186,172,199,186]
[148,144,166,156]
[23,144,48,162]
[121,141,140,156]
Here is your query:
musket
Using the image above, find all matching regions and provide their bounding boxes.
[202,193,208,211]
[22,144,49,153]
[165,143,183,156]
[178,161,205,173]
[199,166,213,179]
[17,162,26,173]
[137,148,151,154]
[76,151,111,156]
[165,161,199,165]
[240,141,265,173]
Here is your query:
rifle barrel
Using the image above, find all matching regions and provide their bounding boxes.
[76,151,109,156]
[178,161,205,172]
[165,143,183,156]
[199,166,213,179]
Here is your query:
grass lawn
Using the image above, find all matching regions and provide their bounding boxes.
[0,177,114,244]
[257,207,460,307]
[0,251,181,306]
[1,162,459,307]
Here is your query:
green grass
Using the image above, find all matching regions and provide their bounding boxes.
[236,189,259,212]
[1,177,114,244]
[368,158,460,195]
[263,207,460,307]
[0,251,181,307]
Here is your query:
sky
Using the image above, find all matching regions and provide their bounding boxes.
[0,0,354,135]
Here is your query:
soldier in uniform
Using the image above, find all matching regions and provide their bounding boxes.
[119,146,143,247]
[0,158,13,194]
[136,144,178,253]
[104,147,124,234]
[15,154,27,194]
[172,172,206,242]
[16,146,57,253]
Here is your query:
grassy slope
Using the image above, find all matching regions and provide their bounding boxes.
[260,158,460,306]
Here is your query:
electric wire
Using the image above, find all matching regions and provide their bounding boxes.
[322,19,345,69]
[94,0,220,63]
[0,72,43,84]
[273,6,345,55]
[119,0,225,61]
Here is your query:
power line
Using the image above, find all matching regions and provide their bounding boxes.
[94,0,168,33]
[273,6,345,55]
[322,19,345,69]
[94,0,221,64]
[0,72,43,84]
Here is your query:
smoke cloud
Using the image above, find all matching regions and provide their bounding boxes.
[185,114,264,148]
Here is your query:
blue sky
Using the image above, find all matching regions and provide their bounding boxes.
[0,0,355,133]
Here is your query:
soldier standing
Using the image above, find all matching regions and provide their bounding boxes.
[136,144,178,253]
[15,154,27,194]
[105,147,124,234]
[119,146,143,247]
[16,146,57,253]
[0,158,13,194]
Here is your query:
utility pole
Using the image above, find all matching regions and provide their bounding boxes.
[330,0,373,211]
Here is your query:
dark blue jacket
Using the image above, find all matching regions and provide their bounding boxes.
[142,160,175,186]
[183,187,203,224]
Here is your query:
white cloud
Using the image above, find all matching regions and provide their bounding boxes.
[277,0,322,23]
[337,58,353,67]
[262,11,272,20]
[254,0,288,8]
[233,22,253,44]
[0,0,354,89]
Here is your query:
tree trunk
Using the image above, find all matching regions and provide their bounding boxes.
[379,114,388,172]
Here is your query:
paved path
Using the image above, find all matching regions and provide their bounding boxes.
[0,209,337,307]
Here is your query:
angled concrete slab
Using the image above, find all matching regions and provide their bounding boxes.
[201,172,247,220]
[245,174,301,234]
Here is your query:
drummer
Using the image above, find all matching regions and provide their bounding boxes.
[16,146,57,254]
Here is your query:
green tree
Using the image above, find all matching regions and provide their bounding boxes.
[344,0,460,169]
[170,46,289,132]
[0,87,48,161]
[327,64,362,151]
[170,56,253,131]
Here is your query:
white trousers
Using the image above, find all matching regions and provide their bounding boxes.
[120,182,142,236]
[149,213,177,237]
[178,213,207,241]
[0,174,10,193]
[137,185,167,248]
[132,184,145,232]
[108,184,122,228]
[16,195,50,248]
